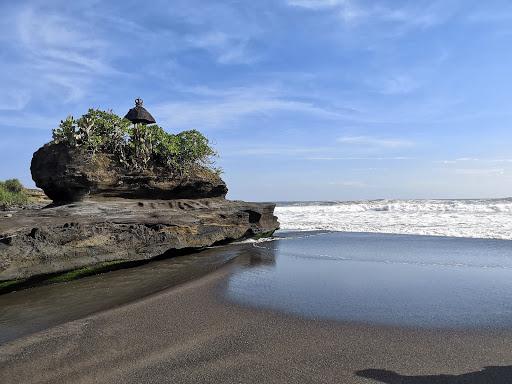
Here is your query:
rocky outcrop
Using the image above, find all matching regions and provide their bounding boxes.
[0,198,279,281]
[2,140,279,283]
[31,143,228,202]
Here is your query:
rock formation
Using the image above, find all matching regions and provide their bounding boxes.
[31,143,228,202]
[0,143,279,283]
[0,198,278,281]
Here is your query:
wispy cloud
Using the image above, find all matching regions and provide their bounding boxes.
[337,136,414,148]
[287,0,367,24]
[17,7,112,70]
[372,75,420,95]
[287,0,348,10]
[186,31,256,64]
[1,5,118,105]
[225,146,330,156]
[306,156,413,161]
[153,86,354,129]
[0,90,30,111]
[286,0,450,28]
[436,158,512,165]
[453,168,505,176]
[328,180,367,187]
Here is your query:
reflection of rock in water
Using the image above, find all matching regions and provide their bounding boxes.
[0,245,245,344]
[233,243,278,268]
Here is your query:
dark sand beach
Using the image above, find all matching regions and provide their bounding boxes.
[2,232,512,383]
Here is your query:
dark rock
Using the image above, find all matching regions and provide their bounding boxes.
[31,143,228,203]
[0,198,279,281]
[15,140,279,283]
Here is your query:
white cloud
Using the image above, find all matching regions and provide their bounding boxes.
[187,31,256,64]
[17,7,111,72]
[5,5,119,106]
[0,90,30,111]
[454,168,505,176]
[225,146,330,156]
[153,86,352,129]
[287,0,348,10]
[337,136,414,148]
[286,0,450,29]
[437,158,512,164]
[306,156,412,161]
[287,0,364,23]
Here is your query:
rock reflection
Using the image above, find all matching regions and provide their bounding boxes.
[233,241,278,268]
[0,244,248,344]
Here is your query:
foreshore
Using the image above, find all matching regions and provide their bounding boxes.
[2,257,512,384]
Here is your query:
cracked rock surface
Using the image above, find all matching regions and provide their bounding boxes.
[0,198,279,281]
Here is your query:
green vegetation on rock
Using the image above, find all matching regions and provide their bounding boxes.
[52,109,220,175]
[0,179,29,206]
[0,260,142,294]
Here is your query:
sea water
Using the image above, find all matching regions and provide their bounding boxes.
[226,231,512,328]
[275,198,512,240]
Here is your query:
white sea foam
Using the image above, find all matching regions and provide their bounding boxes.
[275,199,512,240]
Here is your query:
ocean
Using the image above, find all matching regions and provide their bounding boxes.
[275,198,512,240]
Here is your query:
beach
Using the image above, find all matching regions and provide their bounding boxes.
[2,232,512,383]
[2,0,511,381]
[3,264,512,384]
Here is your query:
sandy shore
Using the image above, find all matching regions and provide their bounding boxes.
[2,264,512,384]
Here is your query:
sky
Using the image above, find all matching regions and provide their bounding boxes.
[1,0,512,201]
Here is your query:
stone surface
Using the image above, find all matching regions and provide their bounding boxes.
[0,198,279,281]
[31,143,228,202]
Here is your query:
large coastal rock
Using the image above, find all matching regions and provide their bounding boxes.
[3,141,279,283]
[31,143,228,202]
[0,198,279,281]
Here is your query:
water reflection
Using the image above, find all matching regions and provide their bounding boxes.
[225,232,512,329]
[4,231,512,344]
[0,246,245,344]
[233,240,278,268]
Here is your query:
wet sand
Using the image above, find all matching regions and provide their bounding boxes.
[2,263,512,384]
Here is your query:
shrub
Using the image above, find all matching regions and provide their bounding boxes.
[175,129,217,170]
[0,179,29,206]
[51,109,219,176]
[3,179,24,193]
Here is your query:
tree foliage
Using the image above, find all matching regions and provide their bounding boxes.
[52,109,219,175]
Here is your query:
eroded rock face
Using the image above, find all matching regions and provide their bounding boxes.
[31,143,228,202]
[0,198,279,281]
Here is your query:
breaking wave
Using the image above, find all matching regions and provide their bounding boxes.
[275,199,512,240]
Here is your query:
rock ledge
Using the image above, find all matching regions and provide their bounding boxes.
[0,198,279,281]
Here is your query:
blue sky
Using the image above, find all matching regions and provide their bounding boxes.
[1,0,512,201]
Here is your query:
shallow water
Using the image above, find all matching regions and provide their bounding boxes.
[3,231,512,344]
[225,231,512,328]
